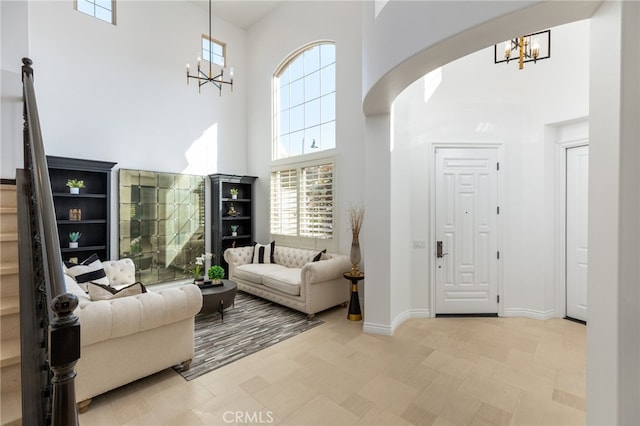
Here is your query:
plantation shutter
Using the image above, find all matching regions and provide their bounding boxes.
[299,163,333,239]
[270,169,298,236]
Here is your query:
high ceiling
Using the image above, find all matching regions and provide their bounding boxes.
[192,0,283,30]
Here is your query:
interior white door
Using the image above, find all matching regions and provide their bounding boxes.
[435,148,499,314]
[566,145,589,322]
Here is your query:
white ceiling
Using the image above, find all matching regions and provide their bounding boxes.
[192,0,283,30]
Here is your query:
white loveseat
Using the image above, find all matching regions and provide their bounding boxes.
[224,245,351,317]
[63,258,202,411]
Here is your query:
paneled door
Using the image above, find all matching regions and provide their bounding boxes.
[435,148,499,314]
[566,145,589,322]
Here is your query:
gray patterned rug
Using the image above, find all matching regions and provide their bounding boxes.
[174,291,324,381]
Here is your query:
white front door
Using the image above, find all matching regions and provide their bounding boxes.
[566,145,589,322]
[434,148,499,314]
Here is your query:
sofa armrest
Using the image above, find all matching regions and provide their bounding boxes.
[224,246,254,266]
[76,283,202,347]
[302,254,352,284]
[224,246,254,278]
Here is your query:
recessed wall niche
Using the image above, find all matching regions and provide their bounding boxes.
[119,169,205,284]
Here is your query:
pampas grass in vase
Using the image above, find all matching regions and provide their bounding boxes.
[349,206,364,276]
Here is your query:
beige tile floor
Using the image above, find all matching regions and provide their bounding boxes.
[80,306,586,425]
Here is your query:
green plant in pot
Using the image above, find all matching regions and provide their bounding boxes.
[208,265,225,284]
[68,231,82,248]
[189,253,212,282]
[66,179,85,194]
[230,188,239,199]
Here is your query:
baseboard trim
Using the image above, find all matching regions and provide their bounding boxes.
[363,322,393,335]
[436,313,498,318]
[502,308,556,320]
[363,309,431,335]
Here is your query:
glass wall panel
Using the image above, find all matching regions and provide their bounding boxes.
[119,169,206,285]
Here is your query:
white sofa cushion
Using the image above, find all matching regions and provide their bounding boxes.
[235,263,287,284]
[102,258,136,286]
[262,268,302,296]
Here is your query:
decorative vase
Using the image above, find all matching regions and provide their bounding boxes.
[231,231,238,237]
[212,278,221,284]
[231,194,237,200]
[69,242,78,249]
[70,187,79,194]
[194,277,204,285]
[350,236,361,275]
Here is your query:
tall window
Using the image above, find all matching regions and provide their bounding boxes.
[75,0,115,24]
[273,42,336,160]
[271,161,334,241]
[202,36,226,67]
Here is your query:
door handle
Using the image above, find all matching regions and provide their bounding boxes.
[436,241,449,258]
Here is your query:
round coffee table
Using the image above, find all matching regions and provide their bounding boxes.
[198,279,237,322]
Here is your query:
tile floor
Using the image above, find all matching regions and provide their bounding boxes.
[79,306,586,425]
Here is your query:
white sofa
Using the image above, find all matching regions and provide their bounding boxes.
[223,245,351,317]
[63,258,202,411]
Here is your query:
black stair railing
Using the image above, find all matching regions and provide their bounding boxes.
[17,57,80,426]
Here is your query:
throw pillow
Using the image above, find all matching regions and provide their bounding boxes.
[87,282,147,301]
[313,249,327,262]
[63,253,109,291]
[253,241,275,264]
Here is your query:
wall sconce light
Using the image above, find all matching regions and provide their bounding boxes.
[494,29,551,70]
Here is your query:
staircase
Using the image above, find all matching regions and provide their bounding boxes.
[0,184,21,425]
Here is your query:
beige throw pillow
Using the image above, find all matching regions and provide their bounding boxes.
[87,282,146,301]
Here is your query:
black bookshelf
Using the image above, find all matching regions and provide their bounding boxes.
[47,156,116,263]
[209,174,257,276]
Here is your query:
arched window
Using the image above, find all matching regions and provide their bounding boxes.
[270,42,336,245]
[273,42,336,160]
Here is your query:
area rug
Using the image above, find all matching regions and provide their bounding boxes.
[174,291,324,381]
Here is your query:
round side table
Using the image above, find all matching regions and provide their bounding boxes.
[343,272,364,321]
[199,279,237,322]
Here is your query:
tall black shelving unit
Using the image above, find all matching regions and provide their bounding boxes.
[209,174,257,276]
[47,156,117,263]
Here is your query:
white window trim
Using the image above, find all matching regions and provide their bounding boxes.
[270,156,337,252]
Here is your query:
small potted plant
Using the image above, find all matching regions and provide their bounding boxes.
[68,231,82,248]
[208,265,225,285]
[66,179,85,194]
[189,253,212,284]
[230,188,239,199]
[230,224,239,237]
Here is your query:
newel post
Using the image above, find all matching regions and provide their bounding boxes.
[49,293,80,426]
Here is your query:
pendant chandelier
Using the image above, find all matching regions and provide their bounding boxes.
[186,0,234,95]
[494,29,551,70]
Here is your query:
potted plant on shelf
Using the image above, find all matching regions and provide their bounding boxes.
[230,188,239,199]
[230,224,239,237]
[68,231,82,248]
[208,265,225,285]
[66,179,85,194]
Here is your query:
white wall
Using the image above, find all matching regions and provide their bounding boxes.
[1,0,29,179]
[588,1,640,424]
[26,0,247,176]
[246,1,365,256]
[392,20,590,318]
